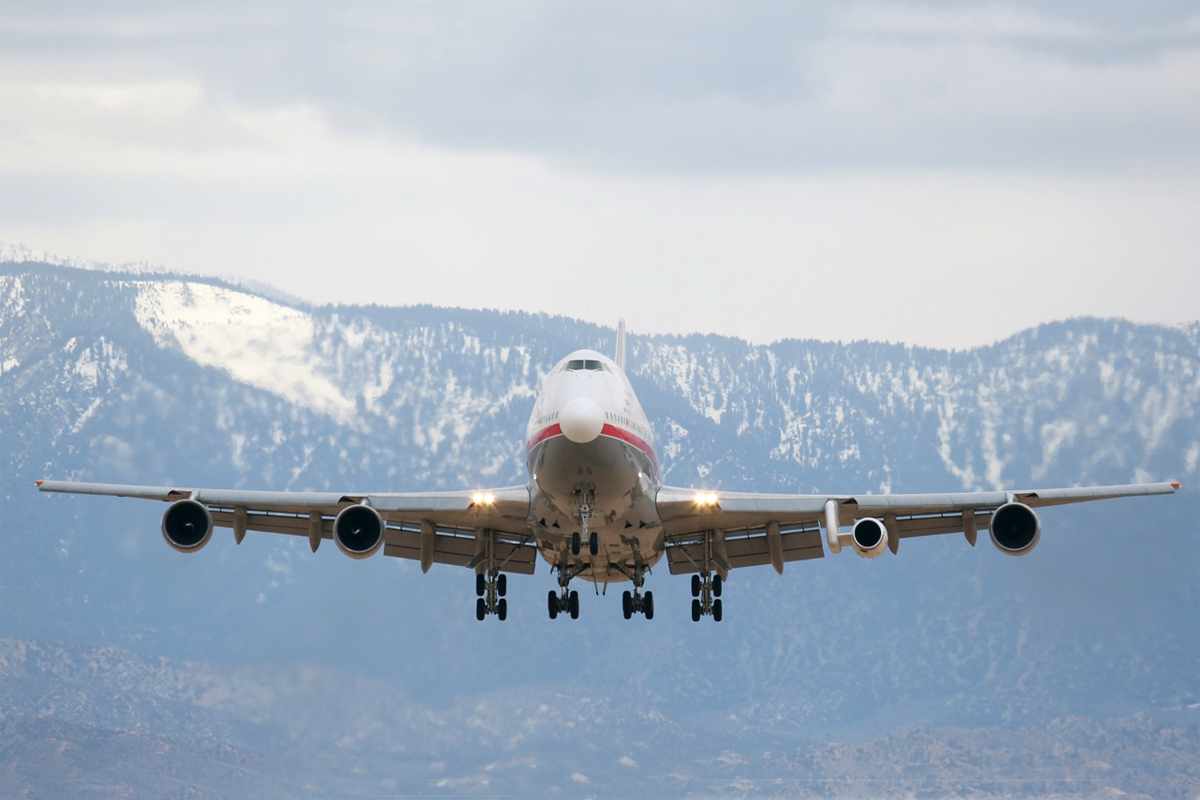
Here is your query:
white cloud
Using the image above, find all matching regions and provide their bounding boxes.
[2,2,1199,346]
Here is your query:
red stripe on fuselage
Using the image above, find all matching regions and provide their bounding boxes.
[598,423,657,470]
[526,422,658,473]
[527,423,563,450]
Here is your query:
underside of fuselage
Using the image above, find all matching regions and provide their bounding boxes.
[528,434,663,583]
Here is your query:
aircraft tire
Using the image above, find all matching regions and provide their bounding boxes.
[712,574,723,598]
[691,574,701,597]
[589,532,598,556]
[497,573,507,597]
[475,598,486,621]
[691,598,702,622]
[475,573,486,597]
[712,598,723,623]
[568,590,580,619]
[571,532,581,556]
[548,590,559,620]
[622,590,632,619]
[497,598,507,621]
[644,590,654,620]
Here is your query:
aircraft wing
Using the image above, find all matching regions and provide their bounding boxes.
[35,480,539,574]
[656,480,1182,575]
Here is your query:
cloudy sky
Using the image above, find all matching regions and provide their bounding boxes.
[2,1,1198,347]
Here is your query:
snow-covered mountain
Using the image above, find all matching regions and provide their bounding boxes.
[1,262,1198,794]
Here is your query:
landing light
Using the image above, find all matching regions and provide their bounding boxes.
[693,492,720,507]
[471,492,496,507]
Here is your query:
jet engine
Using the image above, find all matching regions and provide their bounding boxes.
[989,502,1040,556]
[161,499,213,553]
[334,504,386,559]
[850,517,889,559]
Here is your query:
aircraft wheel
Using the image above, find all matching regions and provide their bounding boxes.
[475,598,486,621]
[712,598,723,623]
[589,531,599,556]
[568,589,580,619]
[643,590,654,620]
[691,574,701,597]
[691,598,702,622]
[497,598,508,622]
[475,573,486,597]
[622,590,633,620]
[712,574,723,598]
[548,590,559,620]
[497,573,507,597]
[570,532,581,556]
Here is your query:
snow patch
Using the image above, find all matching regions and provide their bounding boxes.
[1137,386,1181,454]
[134,281,357,423]
[1033,420,1077,480]
[74,349,99,389]
[0,275,26,317]
[936,396,977,488]
[71,398,103,433]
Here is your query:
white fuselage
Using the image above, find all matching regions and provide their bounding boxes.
[525,349,662,582]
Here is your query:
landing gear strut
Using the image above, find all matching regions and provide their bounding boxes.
[690,571,723,622]
[475,569,508,621]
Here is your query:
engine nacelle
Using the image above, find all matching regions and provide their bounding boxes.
[989,502,1041,556]
[850,517,889,559]
[161,499,213,553]
[334,504,385,559]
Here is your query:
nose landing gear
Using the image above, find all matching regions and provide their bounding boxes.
[570,488,600,557]
[690,571,724,622]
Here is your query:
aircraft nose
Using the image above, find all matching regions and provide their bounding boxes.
[560,397,605,444]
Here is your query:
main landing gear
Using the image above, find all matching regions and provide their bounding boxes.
[690,571,723,622]
[547,587,579,620]
[548,559,587,620]
[474,570,508,621]
[621,587,653,619]
[615,547,653,620]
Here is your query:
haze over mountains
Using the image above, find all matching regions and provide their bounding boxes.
[1,262,1198,797]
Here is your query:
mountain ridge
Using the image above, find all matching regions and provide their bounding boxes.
[1,259,1197,795]
[7,259,1194,353]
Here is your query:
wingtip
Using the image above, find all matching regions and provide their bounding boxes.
[35,479,43,488]
[1170,480,1182,490]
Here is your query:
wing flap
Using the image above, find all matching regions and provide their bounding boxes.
[211,509,332,539]
[664,526,823,574]
[383,529,537,575]
[894,510,992,540]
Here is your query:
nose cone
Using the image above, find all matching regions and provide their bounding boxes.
[560,397,604,444]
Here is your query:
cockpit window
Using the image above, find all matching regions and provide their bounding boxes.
[566,359,605,371]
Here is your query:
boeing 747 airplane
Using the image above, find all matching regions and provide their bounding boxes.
[37,323,1181,623]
